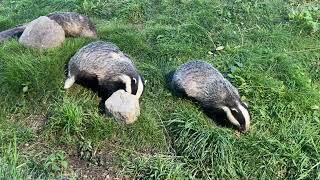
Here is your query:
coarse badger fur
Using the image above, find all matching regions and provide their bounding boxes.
[0,12,96,43]
[0,25,26,42]
[171,60,250,132]
[47,12,97,38]
[64,40,145,104]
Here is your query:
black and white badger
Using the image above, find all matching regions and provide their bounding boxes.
[64,41,144,102]
[0,12,97,42]
[171,60,250,132]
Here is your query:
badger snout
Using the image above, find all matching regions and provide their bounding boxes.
[221,103,250,133]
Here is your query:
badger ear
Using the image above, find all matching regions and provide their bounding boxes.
[242,102,249,109]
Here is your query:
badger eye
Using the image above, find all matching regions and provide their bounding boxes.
[132,78,137,84]
[231,108,238,113]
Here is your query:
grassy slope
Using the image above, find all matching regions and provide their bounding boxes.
[0,0,320,179]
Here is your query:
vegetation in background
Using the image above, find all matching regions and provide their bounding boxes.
[0,0,319,179]
[289,1,320,33]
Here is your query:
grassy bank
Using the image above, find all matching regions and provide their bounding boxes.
[0,0,319,179]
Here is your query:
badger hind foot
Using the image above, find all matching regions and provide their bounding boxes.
[64,76,75,89]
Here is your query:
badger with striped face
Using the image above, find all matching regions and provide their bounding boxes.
[64,41,145,105]
[1,12,97,43]
[171,60,250,132]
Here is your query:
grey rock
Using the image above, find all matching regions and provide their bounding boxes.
[105,90,140,124]
[19,16,65,49]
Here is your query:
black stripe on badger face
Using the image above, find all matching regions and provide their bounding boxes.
[230,107,246,132]
[131,77,138,95]
[131,76,145,97]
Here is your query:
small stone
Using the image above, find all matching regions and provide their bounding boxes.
[22,86,28,93]
[105,90,140,124]
[311,105,319,110]
[215,46,224,51]
[19,16,65,49]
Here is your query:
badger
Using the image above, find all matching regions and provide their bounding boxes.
[47,12,97,38]
[64,40,144,103]
[171,60,250,132]
[0,25,26,42]
[0,12,97,43]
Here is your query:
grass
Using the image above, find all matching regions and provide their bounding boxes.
[0,0,320,179]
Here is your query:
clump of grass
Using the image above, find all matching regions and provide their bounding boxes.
[124,155,193,179]
[165,105,239,178]
[75,0,127,18]
[1,0,78,24]
[0,135,28,179]
[0,38,92,108]
[45,95,87,143]
[288,2,320,33]
[28,150,72,178]
[165,101,320,179]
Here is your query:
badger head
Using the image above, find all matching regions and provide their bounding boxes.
[221,102,250,132]
[131,76,145,98]
[118,74,145,99]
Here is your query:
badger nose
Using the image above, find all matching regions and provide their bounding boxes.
[239,126,246,133]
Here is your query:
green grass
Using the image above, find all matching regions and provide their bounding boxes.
[0,0,320,179]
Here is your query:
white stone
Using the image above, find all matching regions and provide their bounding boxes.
[19,16,65,49]
[105,90,140,124]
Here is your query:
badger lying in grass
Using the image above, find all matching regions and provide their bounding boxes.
[0,12,97,42]
[64,41,144,110]
[47,12,97,38]
[171,60,250,132]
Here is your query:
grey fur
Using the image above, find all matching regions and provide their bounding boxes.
[171,60,250,131]
[0,25,26,43]
[47,12,97,38]
[65,41,144,99]
[0,12,97,43]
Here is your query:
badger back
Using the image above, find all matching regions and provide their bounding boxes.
[47,12,97,38]
[172,60,239,104]
[69,41,134,77]
[69,41,144,98]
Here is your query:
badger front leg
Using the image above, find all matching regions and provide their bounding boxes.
[64,76,75,89]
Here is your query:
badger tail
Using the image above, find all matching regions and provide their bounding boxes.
[64,76,75,89]
[0,25,26,43]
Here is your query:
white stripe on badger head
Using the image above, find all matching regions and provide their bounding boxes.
[135,76,144,99]
[221,106,240,128]
[118,74,132,94]
[238,103,250,131]
[64,76,75,89]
